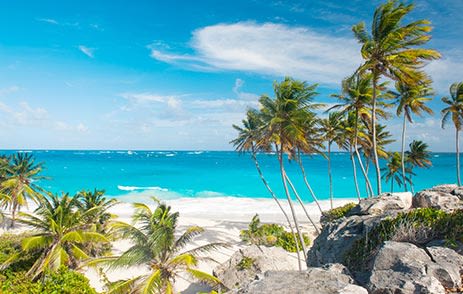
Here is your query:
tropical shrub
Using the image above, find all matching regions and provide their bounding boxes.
[240,214,310,252]
[0,233,40,272]
[320,202,356,224]
[236,256,255,271]
[345,208,463,271]
[0,266,96,294]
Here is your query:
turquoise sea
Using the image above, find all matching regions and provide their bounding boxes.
[0,150,457,202]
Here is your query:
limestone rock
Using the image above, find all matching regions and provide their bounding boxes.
[237,266,368,294]
[349,192,413,216]
[413,187,462,211]
[213,245,296,290]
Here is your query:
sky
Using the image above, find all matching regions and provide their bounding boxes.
[0,0,462,151]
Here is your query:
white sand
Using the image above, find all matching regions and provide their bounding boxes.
[85,196,355,293]
[2,196,356,293]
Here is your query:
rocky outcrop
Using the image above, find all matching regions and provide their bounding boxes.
[237,264,368,294]
[213,245,296,290]
[413,184,463,211]
[308,192,412,267]
[366,241,463,293]
[349,192,412,216]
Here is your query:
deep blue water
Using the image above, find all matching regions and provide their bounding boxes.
[0,150,457,202]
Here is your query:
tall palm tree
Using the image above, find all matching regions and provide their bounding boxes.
[259,77,321,257]
[231,109,303,270]
[392,82,433,191]
[0,153,46,227]
[405,140,432,193]
[319,111,344,208]
[353,0,440,194]
[12,193,109,279]
[331,73,390,197]
[94,199,224,294]
[441,82,463,186]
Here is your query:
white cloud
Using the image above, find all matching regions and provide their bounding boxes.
[0,86,20,96]
[426,51,463,94]
[149,22,361,85]
[36,18,59,25]
[78,45,95,58]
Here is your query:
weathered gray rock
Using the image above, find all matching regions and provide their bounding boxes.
[413,190,462,211]
[426,246,463,289]
[213,245,296,290]
[367,241,448,293]
[237,266,368,294]
[350,192,413,216]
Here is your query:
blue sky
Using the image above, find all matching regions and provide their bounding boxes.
[0,0,461,151]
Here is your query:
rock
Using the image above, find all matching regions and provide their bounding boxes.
[308,213,396,267]
[429,184,458,194]
[213,245,296,290]
[349,192,413,216]
[367,241,447,293]
[413,188,462,212]
[237,266,368,294]
[426,246,463,289]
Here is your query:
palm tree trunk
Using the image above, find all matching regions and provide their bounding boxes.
[372,74,382,195]
[365,157,372,197]
[457,129,461,186]
[401,113,408,191]
[391,180,394,193]
[328,142,333,209]
[353,109,374,197]
[277,147,308,261]
[251,148,302,270]
[284,173,320,234]
[350,146,361,201]
[297,154,322,214]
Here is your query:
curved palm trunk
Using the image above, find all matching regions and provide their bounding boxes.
[391,179,394,193]
[297,154,322,214]
[251,149,302,270]
[401,113,408,191]
[353,110,374,197]
[284,174,320,235]
[327,143,333,209]
[277,149,308,261]
[350,147,361,201]
[365,158,372,197]
[457,129,461,186]
[372,75,382,195]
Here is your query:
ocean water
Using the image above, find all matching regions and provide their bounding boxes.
[0,150,457,202]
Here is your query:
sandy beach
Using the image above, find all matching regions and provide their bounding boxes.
[79,196,356,293]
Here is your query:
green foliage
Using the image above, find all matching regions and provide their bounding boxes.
[236,256,255,271]
[321,203,356,223]
[345,208,463,271]
[0,266,96,294]
[240,214,310,252]
[0,233,40,272]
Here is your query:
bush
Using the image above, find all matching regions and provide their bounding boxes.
[236,256,255,271]
[345,208,463,271]
[321,203,356,224]
[0,266,97,294]
[0,233,40,272]
[240,214,310,252]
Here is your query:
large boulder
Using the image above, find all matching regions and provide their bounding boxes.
[308,193,411,267]
[237,264,368,294]
[213,245,297,290]
[367,241,462,293]
[413,184,463,211]
[349,192,413,216]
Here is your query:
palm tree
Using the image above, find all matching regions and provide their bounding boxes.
[405,140,432,193]
[231,109,303,270]
[319,111,344,208]
[392,82,433,191]
[259,77,321,252]
[13,193,109,279]
[77,189,117,256]
[0,153,46,227]
[353,0,440,194]
[381,152,412,192]
[95,199,224,294]
[441,82,463,186]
